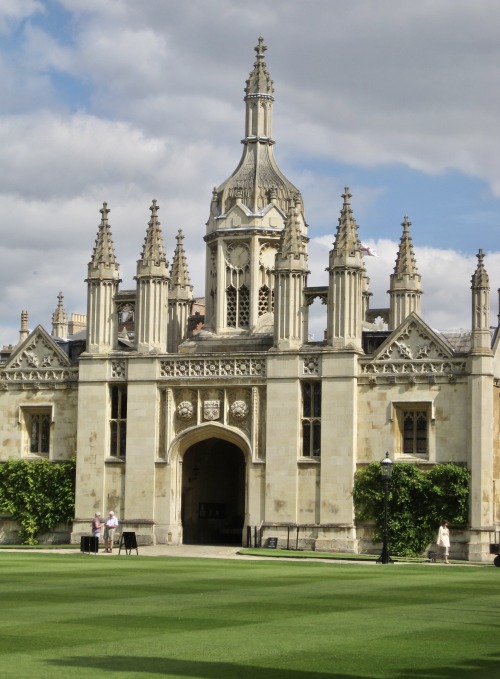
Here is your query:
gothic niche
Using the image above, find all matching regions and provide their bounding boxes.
[174,389,197,432]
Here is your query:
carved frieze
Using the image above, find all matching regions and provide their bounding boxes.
[160,357,266,379]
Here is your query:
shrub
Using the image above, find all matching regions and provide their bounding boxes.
[352,462,470,556]
[0,457,76,544]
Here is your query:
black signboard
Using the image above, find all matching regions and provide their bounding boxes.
[118,531,139,556]
[80,535,99,554]
[264,537,278,549]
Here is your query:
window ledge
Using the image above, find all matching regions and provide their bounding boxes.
[298,457,321,464]
[105,456,125,464]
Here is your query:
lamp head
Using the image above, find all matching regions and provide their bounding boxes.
[380,453,393,480]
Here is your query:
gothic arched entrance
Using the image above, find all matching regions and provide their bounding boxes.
[181,437,245,545]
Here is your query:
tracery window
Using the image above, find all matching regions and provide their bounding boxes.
[26,410,51,455]
[301,381,321,457]
[110,385,127,458]
[226,284,250,328]
[258,285,274,315]
[395,406,429,456]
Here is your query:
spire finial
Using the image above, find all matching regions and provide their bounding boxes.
[471,248,489,289]
[342,187,352,205]
[100,202,110,223]
[245,36,274,97]
[255,36,267,59]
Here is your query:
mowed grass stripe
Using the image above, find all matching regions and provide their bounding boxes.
[0,553,499,678]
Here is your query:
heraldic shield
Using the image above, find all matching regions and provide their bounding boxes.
[203,400,220,421]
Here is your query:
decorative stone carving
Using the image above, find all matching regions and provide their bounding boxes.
[177,401,194,421]
[203,400,220,421]
[230,400,249,420]
[111,360,127,379]
[160,357,266,378]
[303,356,320,375]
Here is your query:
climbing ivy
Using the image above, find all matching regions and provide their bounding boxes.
[0,458,76,544]
[352,462,470,556]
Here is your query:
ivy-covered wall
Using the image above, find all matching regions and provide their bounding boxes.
[353,462,470,557]
[0,458,76,544]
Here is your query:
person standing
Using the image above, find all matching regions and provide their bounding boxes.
[91,512,102,540]
[437,520,450,564]
[103,510,119,553]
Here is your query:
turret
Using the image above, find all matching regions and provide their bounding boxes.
[18,310,29,344]
[51,292,68,339]
[389,215,422,329]
[273,197,309,349]
[86,203,121,353]
[168,229,193,352]
[203,38,305,335]
[326,188,364,350]
[471,249,491,352]
[134,200,169,353]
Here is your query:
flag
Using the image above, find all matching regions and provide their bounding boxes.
[361,243,378,257]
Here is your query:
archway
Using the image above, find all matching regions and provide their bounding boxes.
[181,437,245,545]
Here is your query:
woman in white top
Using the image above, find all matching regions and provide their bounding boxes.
[437,520,450,564]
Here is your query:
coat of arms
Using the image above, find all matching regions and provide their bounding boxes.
[203,400,220,421]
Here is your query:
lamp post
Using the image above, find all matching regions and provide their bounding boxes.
[377,453,394,564]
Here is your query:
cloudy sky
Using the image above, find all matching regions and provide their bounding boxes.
[1,0,499,347]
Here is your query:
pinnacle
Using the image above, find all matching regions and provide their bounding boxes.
[333,187,361,256]
[140,199,167,265]
[279,200,304,258]
[471,248,489,288]
[52,291,68,324]
[393,215,418,276]
[91,202,117,266]
[170,229,192,288]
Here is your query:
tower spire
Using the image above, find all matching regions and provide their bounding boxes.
[135,200,169,353]
[203,39,306,337]
[273,197,309,349]
[209,37,300,217]
[471,249,491,351]
[389,215,422,329]
[86,203,121,353]
[326,188,364,349]
[168,229,193,352]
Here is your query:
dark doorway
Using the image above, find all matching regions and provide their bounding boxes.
[182,438,245,545]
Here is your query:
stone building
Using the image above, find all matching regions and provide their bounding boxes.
[0,38,499,560]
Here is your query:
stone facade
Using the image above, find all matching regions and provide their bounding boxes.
[0,38,499,560]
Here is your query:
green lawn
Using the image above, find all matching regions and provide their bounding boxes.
[1,553,500,678]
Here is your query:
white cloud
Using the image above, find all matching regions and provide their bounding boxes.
[0,0,43,34]
[0,0,499,350]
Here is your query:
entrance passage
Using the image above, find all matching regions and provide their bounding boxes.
[182,438,245,545]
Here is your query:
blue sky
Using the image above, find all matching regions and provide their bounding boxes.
[0,0,499,346]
